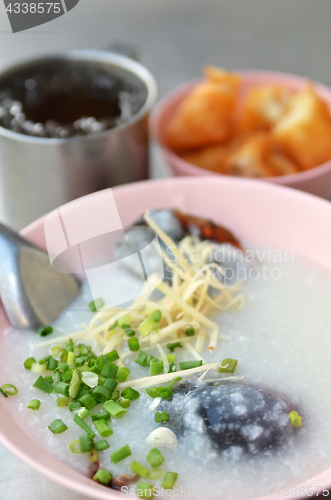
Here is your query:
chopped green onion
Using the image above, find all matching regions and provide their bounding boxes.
[144,355,154,367]
[78,408,90,419]
[69,369,81,399]
[24,357,35,370]
[58,362,71,373]
[39,355,52,365]
[131,461,149,478]
[136,481,154,499]
[108,321,118,331]
[88,298,105,312]
[67,351,75,366]
[60,349,68,363]
[92,411,110,422]
[101,361,118,379]
[55,360,69,374]
[128,337,140,351]
[155,411,169,423]
[135,350,149,366]
[185,327,195,336]
[47,358,58,371]
[77,388,89,399]
[168,362,177,373]
[94,356,108,374]
[121,323,131,330]
[110,444,131,464]
[73,414,95,436]
[161,472,178,490]
[45,375,54,384]
[149,358,163,376]
[92,385,111,401]
[93,469,112,485]
[94,439,110,451]
[118,397,130,408]
[57,397,69,408]
[146,448,164,468]
[125,329,136,337]
[51,346,62,357]
[68,401,81,412]
[79,433,93,452]
[54,382,69,396]
[54,372,62,384]
[76,344,91,356]
[65,338,74,352]
[116,367,130,382]
[61,371,73,383]
[75,356,86,367]
[97,355,109,371]
[93,375,107,388]
[48,419,67,434]
[121,387,140,401]
[146,387,172,400]
[166,354,177,363]
[27,399,41,410]
[111,390,119,401]
[69,439,81,454]
[103,377,117,393]
[79,393,97,410]
[145,388,158,398]
[60,368,72,380]
[31,362,48,374]
[33,376,53,394]
[289,411,302,427]
[78,363,91,373]
[103,400,127,419]
[105,350,120,362]
[56,362,69,373]
[149,468,163,480]
[179,360,203,370]
[88,449,99,463]
[139,316,159,337]
[151,310,162,322]
[78,363,90,372]
[218,358,238,374]
[0,383,18,397]
[94,419,113,437]
[166,342,182,353]
[168,377,182,390]
[118,314,131,326]
[37,326,53,337]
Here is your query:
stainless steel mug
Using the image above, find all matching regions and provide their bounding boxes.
[0,50,157,229]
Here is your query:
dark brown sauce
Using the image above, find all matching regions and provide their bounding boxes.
[21,88,121,125]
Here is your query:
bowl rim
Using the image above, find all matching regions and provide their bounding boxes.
[2,175,331,500]
[150,69,331,183]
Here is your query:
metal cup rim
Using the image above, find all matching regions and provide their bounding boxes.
[0,49,158,144]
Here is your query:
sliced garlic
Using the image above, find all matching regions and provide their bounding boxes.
[81,371,98,388]
[146,427,178,449]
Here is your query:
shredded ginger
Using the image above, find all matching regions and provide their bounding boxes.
[37,210,245,375]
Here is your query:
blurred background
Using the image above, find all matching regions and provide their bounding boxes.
[1,0,331,98]
[1,0,331,498]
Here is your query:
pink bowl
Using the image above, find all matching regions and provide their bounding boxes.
[1,176,331,499]
[151,71,331,198]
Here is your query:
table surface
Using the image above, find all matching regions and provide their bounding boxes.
[1,0,331,498]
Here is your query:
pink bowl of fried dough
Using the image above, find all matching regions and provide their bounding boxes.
[151,67,331,198]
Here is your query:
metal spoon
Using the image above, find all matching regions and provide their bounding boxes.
[0,222,80,330]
